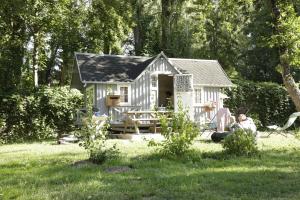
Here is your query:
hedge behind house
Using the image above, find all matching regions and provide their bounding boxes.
[0,87,83,143]
[224,80,296,130]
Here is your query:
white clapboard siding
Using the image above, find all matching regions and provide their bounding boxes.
[95,56,178,121]
[132,56,178,111]
[194,87,221,124]
[95,84,117,115]
[95,56,224,124]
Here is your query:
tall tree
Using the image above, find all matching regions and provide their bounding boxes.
[188,0,252,72]
[240,0,282,82]
[25,0,57,87]
[269,0,300,110]
[0,0,26,93]
[87,0,132,54]
[161,0,186,56]
[130,0,161,56]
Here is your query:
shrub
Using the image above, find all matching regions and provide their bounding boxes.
[0,94,53,142]
[225,80,295,129]
[149,104,200,156]
[223,129,258,156]
[77,112,119,164]
[0,86,83,143]
[39,87,83,140]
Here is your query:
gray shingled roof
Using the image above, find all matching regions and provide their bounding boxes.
[75,53,154,82]
[170,58,233,87]
[75,52,233,87]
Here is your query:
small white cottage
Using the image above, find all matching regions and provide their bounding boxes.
[71,51,233,127]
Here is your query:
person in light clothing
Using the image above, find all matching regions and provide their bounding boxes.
[236,114,257,133]
[211,113,257,142]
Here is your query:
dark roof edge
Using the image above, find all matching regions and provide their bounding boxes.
[74,52,150,59]
[134,51,182,81]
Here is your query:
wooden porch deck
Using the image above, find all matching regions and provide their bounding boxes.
[109,110,170,134]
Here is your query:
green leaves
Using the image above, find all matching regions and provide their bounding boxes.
[77,112,119,164]
[149,104,200,156]
[225,80,295,129]
[0,87,83,143]
[268,2,300,67]
[223,129,258,156]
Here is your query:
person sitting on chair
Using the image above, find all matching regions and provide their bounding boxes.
[211,113,256,143]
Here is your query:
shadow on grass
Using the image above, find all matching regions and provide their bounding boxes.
[2,148,300,199]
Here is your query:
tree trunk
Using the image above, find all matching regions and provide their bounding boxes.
[133,26,142,55]
[270,0,300,111]
[103,39,110,54]
[133,1,144,56]
[45,45,58,86]
[161,0,171,53]
[32,33,39,87]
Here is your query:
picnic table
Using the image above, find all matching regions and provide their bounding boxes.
[123,110,170,134]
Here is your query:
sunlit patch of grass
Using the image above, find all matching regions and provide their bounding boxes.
[1,135,300,199]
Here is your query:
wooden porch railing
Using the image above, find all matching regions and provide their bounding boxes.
[109,106,142,122]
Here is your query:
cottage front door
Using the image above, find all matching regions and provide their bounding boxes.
[174,74,194,120]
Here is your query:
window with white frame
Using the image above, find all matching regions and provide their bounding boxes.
[194,88,202,104]
[151,75,157,88]
[118,85,131,104]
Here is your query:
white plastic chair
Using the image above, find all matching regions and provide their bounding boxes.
[267,112,300,137]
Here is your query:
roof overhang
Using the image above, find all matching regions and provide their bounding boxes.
[193,84,235,88]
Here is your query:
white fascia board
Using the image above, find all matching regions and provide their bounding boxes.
[134,51,182,82]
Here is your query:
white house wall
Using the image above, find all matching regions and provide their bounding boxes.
[132,56,179,110]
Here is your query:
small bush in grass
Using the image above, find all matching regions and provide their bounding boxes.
[149,103,200,156]
[223,129,258,156]
[77,112,119,164]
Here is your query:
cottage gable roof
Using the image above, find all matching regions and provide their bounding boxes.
[75,53,154,82]
[74,52,233,87]
[169,58,233,87]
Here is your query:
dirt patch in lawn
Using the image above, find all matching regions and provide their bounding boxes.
[105,166,133,173]
[72,160,96,168]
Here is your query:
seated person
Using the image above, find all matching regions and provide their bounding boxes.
[235,114,257,133]
[211,113,257,142]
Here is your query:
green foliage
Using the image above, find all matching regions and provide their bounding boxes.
[268,2,300,68]
[149,104,199,156]
[77,113,119,164]
[225,80,295,129]
[0,94,52,143]
[239,1,282,83]
[0,87,83,143]
[223,129,258,156]
[39,87,83,139]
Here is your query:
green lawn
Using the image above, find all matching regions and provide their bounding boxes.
[1,135,300,200]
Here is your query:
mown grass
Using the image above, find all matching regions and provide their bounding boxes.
[1,135,300,200]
